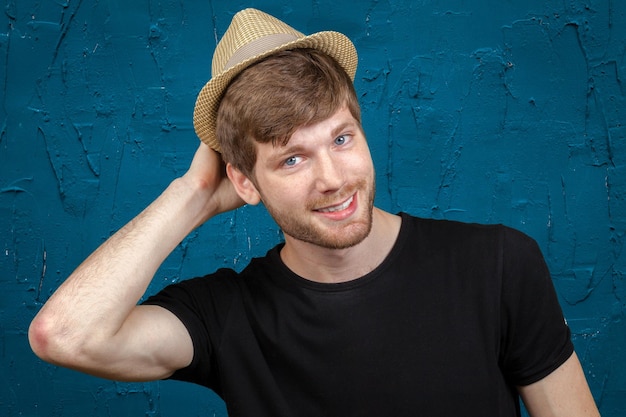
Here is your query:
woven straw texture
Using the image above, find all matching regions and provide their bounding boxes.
[193,8,358,152]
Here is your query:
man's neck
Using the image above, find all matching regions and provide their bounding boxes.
[279,208,402,283]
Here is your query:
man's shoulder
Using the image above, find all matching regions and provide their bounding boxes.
[398,212,536,249]
[399,211,502,233]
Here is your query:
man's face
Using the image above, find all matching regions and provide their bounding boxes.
[251,105,376,250]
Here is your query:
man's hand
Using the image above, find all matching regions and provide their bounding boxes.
[182,143,245,226]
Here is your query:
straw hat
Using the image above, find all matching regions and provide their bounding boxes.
[193,8,358,152]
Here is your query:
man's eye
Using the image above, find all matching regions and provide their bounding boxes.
[334,135,348,145]
[284,156,300,166]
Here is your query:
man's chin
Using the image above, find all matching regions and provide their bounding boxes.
[292,217,373,250]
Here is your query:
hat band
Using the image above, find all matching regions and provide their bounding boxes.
[223,33,301,71]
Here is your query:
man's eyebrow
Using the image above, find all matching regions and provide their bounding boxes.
[265,144,307,165]
[264,119,358,165]
[331,121,358,137]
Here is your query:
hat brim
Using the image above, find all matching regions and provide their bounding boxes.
[193,30,358,153]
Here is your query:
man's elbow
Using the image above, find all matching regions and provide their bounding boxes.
[29,311,80,367]
[29,312,58,363]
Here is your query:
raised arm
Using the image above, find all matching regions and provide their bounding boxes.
[518,352,601,417]
[28,144,244,381]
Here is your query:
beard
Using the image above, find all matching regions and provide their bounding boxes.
[262,177,376,250]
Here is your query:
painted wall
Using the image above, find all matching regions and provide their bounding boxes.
[1,0,624,415]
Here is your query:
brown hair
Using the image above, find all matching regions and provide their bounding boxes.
[216,48,362,178]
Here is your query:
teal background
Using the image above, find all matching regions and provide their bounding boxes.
[1,0,625,415]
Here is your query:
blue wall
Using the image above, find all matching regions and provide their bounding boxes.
[1,0,624,415]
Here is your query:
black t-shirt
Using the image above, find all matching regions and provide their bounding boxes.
[144,213,573,417]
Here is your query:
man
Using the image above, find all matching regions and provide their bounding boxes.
[29,8,600,417]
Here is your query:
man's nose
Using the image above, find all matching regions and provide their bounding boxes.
[314,152,344,193]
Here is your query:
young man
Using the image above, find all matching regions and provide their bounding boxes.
[29,8,600,417]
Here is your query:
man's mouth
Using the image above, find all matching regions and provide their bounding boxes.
[316,195,354,213]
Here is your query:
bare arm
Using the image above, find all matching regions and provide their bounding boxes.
[518,352,601,417]
[28,144,244,381]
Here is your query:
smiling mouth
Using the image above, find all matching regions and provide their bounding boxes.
[316,195,354,213]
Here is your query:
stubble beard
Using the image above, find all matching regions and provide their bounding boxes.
[264,177,376,250]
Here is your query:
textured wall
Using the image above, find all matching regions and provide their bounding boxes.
[1,0,624,416]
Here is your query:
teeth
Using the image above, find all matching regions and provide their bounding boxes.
[318,196,353,213]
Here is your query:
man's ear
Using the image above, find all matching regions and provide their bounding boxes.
[226,163,262,205]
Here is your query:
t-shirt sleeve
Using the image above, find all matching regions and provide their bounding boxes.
[498,227,574,386]
[142,268,239,389]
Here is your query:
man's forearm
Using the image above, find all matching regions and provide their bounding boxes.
[28,176,213,366]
